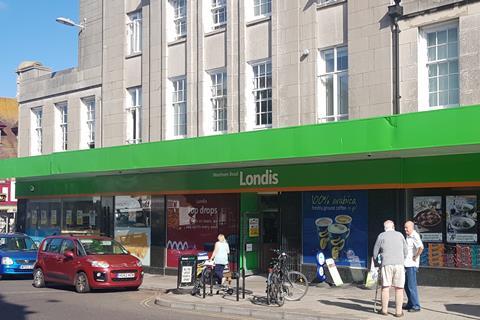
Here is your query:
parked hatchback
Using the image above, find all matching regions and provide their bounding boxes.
[0,233,38,278]
[33,235,143,293]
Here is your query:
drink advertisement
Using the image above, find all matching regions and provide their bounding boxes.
[166,194,239,268]
[302,191,368,268]
[446,195,478,244]
[413,196,443,242]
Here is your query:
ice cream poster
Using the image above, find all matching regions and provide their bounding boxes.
[302,191,368,268]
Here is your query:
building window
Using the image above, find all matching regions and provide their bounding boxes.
[252,61,272,127]
[55,102,68,151]
[31,107,42,155]
[126,87,142,144]
[318,46,348,122]
[172,78,187,137]
[254,0,271,17]
[210,71,227,132]
[81,97,95,149]
[423,23,459,108]
[211,0,227,28]
[127,11,142,55]
[170,0,187,39]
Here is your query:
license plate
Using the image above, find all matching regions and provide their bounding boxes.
[116,272,135,279]
[20,265,34,270]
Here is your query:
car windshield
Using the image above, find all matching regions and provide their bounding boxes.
[79,239,128,255]
[0,236,38,251]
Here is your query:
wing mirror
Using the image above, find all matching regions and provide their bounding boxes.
[64,250,75,259]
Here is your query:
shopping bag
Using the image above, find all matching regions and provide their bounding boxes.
[365,258,379,289]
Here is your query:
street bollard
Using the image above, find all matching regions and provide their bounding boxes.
[242,268,245,299]
[236,271,239,301]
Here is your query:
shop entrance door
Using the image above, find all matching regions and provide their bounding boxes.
[259,194,280,272]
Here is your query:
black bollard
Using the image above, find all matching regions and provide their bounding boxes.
[203,278,206,298]
[242,268,245,299]
[236,271,239,301]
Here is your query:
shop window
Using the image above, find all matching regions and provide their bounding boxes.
[114,196,152,266]
[62,198,101,234]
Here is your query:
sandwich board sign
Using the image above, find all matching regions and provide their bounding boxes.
[325,258,343,286]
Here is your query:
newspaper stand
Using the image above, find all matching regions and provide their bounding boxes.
[177,255,197,289]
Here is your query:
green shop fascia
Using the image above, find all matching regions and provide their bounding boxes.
[3,105,480,286]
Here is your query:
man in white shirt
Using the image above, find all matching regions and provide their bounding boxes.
[404,221,424,312]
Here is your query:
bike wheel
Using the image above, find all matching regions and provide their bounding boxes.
[273,275,285,306]
[284,271,308,301]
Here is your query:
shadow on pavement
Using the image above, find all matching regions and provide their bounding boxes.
[445,304,480,319]
[250,295,273,306]
[0,292,34,319]
[318,299,376,314]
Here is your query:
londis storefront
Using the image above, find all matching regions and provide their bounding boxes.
[3,105,480,286]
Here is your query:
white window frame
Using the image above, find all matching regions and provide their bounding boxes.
[31,107,43,155]
[253,0,271,18]
[251,60,272,128]
[126,87,142,144]
[418,21,459,111]
[55,102,68,151]
[317,46,348,123]
[209,71,227,132]
[211,0,227,29]
[127,11,142,55]
[171,78,187,137]
[170,0,187,39]
[81,96,95,149]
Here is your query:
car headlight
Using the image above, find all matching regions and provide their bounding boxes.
[1,257,14,265]
[136,260,142,267]
[91,261,110,268]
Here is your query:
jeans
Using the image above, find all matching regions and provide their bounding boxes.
[405,267,421,310]
[214,264,225,285]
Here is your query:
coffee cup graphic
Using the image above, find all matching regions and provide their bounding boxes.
[328,223,348,260]
[335,214,352,238]
[315,217,332,250]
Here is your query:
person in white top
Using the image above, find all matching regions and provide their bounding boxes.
[210,234,230,286]
[403,221,424,312]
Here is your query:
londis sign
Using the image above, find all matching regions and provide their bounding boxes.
[240,169,279,186]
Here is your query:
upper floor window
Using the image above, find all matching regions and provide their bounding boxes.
[254,0,271,17]
[127,11,142,55]
[317,46,348,122]
[210,71,227,132]
[252,61,272,127]
[172,78,187,137]
[55,102,68,151]
[31,107,43,155]
[81,97,95,149]
[170,0,187,39]
[211,0,227,28]
[419,23,459,109]
[126,87,142,144]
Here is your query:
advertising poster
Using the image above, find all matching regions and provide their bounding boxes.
[446,195,478,243]
[66,210,72,225]
[51,210,57,226]
[302,191,368,268]
[31,210,38,225]
[77,210,84,225]
[166,194,239,268]
[40,210,47,225]
[413,196,443,242]
[115,195,152,266]
[249,218,259,237]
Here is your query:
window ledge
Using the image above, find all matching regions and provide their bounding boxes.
[246,15,271,27]
[125,52,142,60]
[316,0,347,10]
[253,125,273,130]
[168,37,187,46]
[205,27,226,37]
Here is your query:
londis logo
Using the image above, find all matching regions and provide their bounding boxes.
[239,170,279,186]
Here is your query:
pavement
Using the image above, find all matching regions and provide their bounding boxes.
[139,273,480,320]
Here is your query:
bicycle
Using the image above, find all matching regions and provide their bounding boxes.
[266,249,309,306]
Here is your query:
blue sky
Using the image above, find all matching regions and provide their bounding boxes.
[0,0,79,98]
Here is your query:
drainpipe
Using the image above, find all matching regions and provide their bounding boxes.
[388,0,403,115]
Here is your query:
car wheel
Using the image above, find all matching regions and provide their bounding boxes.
[74,272,90,293]
[33,268,45,288]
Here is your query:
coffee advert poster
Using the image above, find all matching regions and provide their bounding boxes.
[446,195,478,244]
[302,191,368,268]
[413,196,443,242]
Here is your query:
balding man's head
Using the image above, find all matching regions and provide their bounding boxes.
[404,220,414,236]
[384,220,395,231]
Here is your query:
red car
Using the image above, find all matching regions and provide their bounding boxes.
[33,235,143,293]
